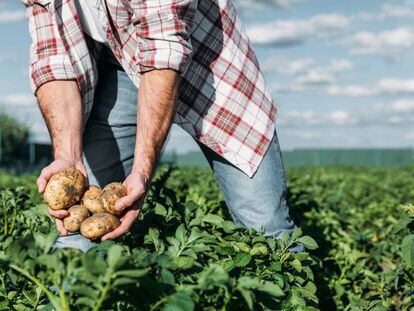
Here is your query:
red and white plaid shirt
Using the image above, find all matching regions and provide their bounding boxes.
[22,0,276,177]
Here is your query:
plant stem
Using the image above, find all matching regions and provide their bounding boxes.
[9,264,64,311]
[52,273,71,311]
[150,296,168,311]
[2,197,8,236]
[0,271,10,307]
[9,207,17,235]
[220,288,234,311]
[93,269,113,311]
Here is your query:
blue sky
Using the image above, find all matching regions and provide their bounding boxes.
[0,0,413,152]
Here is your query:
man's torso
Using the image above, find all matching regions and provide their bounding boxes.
[25,0,276,177]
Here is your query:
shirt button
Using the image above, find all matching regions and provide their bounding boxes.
[168,13,174,20]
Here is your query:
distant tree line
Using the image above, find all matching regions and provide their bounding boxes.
[0,114,29,161]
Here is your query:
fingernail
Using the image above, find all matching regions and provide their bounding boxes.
[115,203,122,210]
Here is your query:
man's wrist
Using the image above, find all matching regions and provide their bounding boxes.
[131,164,152,186]
[54,147,83,163]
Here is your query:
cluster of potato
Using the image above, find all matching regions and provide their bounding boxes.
[43,167,127,239]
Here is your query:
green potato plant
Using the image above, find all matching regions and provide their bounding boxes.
[0,167,318,311]
[0,165,413,310]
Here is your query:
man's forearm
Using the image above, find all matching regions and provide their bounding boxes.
[36,80,83,160]
[132,70,180,181]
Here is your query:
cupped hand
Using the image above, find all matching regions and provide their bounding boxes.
[101,171,148,241]
[37,157,88,236]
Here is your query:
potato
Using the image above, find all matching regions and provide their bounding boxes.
[63,205,89,232]
[43,167,85,210]
[100,182,127,215]
[80,212,120,239]
[82,185,105,214]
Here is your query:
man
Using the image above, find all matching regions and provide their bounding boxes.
[22,0,303,252]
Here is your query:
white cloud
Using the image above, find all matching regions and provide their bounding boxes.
[296,69,334,85]
[370,99,414,125]
[247,13,350,46]
[0,53,18,62]
[310,13,350,34]
[329,59,353,72]
[270,83,305,94]
[328,78,414,96]
[0,10,25,24]
[0,93,35,106]
[285,130,321,140]
[382,4,414,19]
[353,3,414,22]
[280,110,320,126]
[404,132,414,140]
[267,58,353,93]
[326,110,357,126]
[235,0,305,10]
[343,27,414,56]
[328,85,374,96]
[295,59,352,85]
[278,98,414,129]
[390,100,414,113]
[265,58,353,77]
[373,99,414,125]
[280,109,359,127]
[263,58,314,75]
[247,20,310,46]
[378,79,414,95]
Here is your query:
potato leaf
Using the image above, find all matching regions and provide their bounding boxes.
[235,251,252,267]
[162,291,195,311]
[107,244,125,268]
[401,234,414,268]
[296,236,318,250]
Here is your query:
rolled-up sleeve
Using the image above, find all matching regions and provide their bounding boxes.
[21,0,76,94]
[134,0,197,74]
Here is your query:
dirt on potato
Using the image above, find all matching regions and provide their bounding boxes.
[80,212,120,239]
[63,205,89,232]
[100,182,127,215]
[43,167,85,210]
[82,185,105,214]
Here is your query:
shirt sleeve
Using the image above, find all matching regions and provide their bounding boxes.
[134,0,197,74]
[21,0,76,94]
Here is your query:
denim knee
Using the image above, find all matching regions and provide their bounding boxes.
[53,233,97,253]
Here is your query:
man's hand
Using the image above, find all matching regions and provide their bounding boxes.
[38,157,88,236]
[101,172,148,240]
[101,69,179,240]
[35,80,84,237]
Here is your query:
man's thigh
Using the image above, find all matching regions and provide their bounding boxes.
[198,131,296,238]
[83,63,138,187]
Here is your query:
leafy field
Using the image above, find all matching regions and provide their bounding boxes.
[0,166,413,310]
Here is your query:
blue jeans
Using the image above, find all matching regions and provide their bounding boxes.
[54,54,303,253]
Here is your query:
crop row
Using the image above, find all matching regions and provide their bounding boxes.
[0,166,413,310]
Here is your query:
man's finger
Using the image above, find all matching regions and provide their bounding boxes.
[40,166,55,182]
[75,163,87,177]
[37,166,55,193]
[37,175,47,193]
[115,190,143,211]
[119,207,140,222]
[101,214,136,240]
[75,163,89,184]
[48,207,69,219]
[100,226,127,241]
[55,219,68,236]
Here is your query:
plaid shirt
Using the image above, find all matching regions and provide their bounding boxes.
[22,0,276,177]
